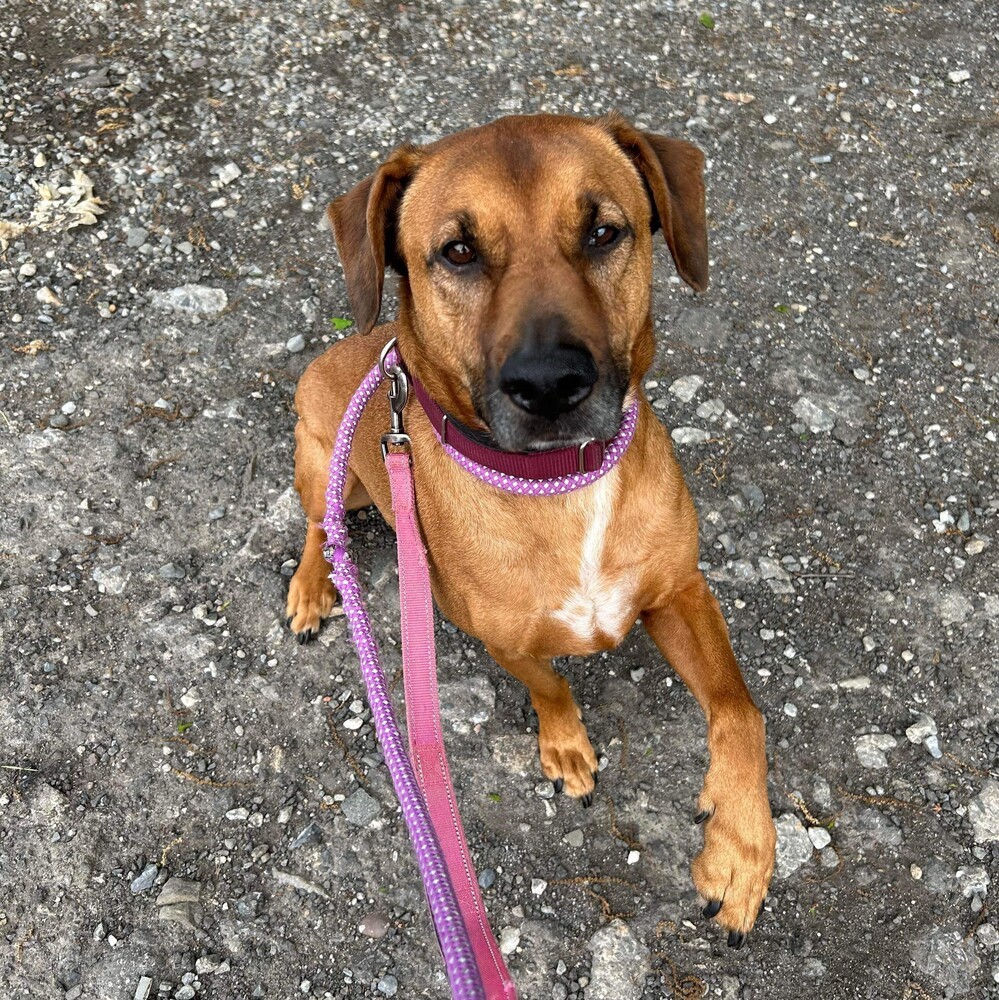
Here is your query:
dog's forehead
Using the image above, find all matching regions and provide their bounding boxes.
[401,117,644,236]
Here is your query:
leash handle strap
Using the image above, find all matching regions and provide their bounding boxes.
[387,450,519,1000]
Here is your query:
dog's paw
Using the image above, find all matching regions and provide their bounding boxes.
[286,567,337,643]
[691,778,775,945]
[537,711,599,803]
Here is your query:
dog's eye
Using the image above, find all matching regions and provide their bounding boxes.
[588,224,621,249]
[442,241,477,267]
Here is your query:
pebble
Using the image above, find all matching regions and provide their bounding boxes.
[158,562,186,580]
[341,788,381,826]
[225,807,249,821]
[668,374,703,403]
[134,978,153,1000]
[376,975,398,996]
[807,826,832,850]
[286,333,306,353]
[290,821,322,849]
[130,863,158,894]
[671,427,712,446]
[586,920,650,1000]
[854,733,897,768]
[126,227,148,248]
[968,780,999,843]
[218,162,242,185]
[910,926,981,994]
[195,955,224,974]
[775,813,814,877]
[499,926,521,955]
[155,877,201,907]
[478,868,496,889]
[948,69,971,83]
[359,912,390,939]
[792,395,835,433]
[532,878,548,895]
[149,284,228,316]
[563,829,584,848]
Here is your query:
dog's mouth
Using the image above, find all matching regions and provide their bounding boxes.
[475,365,629,453]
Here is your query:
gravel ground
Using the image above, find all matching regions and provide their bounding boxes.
[2,1,998,998]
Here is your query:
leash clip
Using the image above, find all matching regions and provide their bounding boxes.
[380,338,412,459]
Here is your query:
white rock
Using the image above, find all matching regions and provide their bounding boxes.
[969,780,999,843]
[218,162,242,185]
[587,920,650,1000]
[668,374,704,403]
[854,733,897,768]
[149,284,228,316]
[531,878,547,895]
[499,926,521,955]
[671,426,712,446]
[947,69,971,83]
[775,813,814,878]
[792,395,835,433]
[807,826,832,850]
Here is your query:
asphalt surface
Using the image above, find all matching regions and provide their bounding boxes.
[2,2,998,998]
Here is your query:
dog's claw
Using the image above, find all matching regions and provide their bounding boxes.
[553,778,564,794]
[703,899,723,919]
[758,899,766,918]
[581,793,593,809]
[727,931,747,950]
[694,809,711,825]
[285,615,293,628]
[591,769,599,785]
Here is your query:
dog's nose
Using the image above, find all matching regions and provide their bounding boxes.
[499,319,598,421]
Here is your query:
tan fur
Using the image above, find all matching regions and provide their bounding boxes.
[288,114,775,937]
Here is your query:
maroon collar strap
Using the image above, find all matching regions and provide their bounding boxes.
[405,367,607,480]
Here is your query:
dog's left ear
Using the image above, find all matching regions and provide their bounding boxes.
[603,113,709,292]
[326,145,421,334]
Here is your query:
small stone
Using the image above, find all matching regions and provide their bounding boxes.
[134,977,153,1000]
[225,807,249,821]
[286,334,306,353]
[532,878,548,895]
[180,687,200,709]
[911,864,923,880]
[626,850,640,865]
[126,227,148,248]
[784,702,798,718]
[792,396,835,433]
[376,975,398,996]
[536,781,555,799]
[956,865,989,898]
[157,902,197,930]
[358,912,390,938]
[195,955,223,975]
[668,374,704,403]
[587,920,650,1000]
[478,868,496,889]
[564,829,584,848]
[149,284,228,316]
[671,427,712,446]
[807,827,832,850]
[156,877,201,906]
[763,113,778,124]
[291,821,322,849]
[854,733,897,768]
[969,780,999,843]
[158,562,186,581]
[218,162,242,185]
[175,987,196,1000]
[130,863,158,894]
[775,814,814,877]
[948,69,971,83]
[341,788,380,826]
[343,717,363,730]
[965,539,986,555]
[910,926,981,994]
[499,926,521,955]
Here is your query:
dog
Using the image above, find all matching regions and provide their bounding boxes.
[287,113,776,945]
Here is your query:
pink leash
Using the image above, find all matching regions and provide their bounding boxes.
[323,338,637,997]
[388,450,516,998]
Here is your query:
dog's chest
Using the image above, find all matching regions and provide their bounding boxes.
[550,473,637,645]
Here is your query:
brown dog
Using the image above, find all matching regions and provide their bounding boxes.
[287,113,776,944]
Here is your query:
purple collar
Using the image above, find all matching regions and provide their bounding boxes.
[396,350,639,492]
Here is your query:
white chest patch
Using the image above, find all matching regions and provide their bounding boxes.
[551,470,636,643]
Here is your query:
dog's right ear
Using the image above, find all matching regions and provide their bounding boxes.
[327,145,421,335]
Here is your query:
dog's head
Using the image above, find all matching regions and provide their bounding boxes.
[328,113,707,452]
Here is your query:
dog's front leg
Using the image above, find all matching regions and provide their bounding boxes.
[488,647,599,804]
[642,573,775,945]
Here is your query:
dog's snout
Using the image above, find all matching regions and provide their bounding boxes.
[498,315,598,421]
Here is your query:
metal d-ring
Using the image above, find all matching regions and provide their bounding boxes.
[577,438,597,473]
